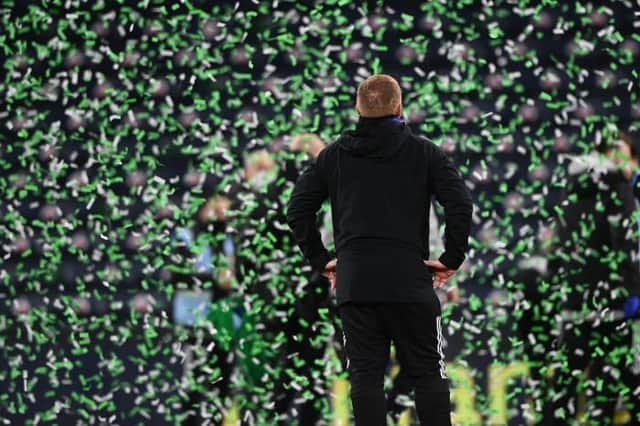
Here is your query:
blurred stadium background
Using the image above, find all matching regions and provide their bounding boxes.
[1,0,639,425]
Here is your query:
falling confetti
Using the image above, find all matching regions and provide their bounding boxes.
[1,0,639,425]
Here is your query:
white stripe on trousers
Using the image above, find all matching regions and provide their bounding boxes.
[436,315,448,379]
[342,329,350,370]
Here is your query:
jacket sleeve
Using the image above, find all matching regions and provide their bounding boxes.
[286,154,331,273]
[428,142,473,270]
[608,179,640,296]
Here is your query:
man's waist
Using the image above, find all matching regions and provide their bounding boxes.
[336,238,426,259]
[338,237,424,256]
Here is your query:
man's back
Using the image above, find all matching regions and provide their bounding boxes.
[323,116,429,254]
[289,114,473,305]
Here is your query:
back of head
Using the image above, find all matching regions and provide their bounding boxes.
[356,74,402,117]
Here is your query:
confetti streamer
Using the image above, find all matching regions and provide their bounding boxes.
[1,1,639,425]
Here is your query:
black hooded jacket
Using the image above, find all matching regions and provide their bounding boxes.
[286,114,473,305]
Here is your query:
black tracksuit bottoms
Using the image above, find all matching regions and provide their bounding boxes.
[338,301,451,426]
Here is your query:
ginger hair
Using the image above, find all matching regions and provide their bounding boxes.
[356,74,402,117]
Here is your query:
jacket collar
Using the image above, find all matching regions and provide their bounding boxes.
[356,114,405,130]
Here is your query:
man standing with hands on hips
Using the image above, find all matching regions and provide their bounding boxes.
[286,74,473,426]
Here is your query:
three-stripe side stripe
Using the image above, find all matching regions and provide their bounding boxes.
[342,329,350,370]
[436,315,448,379]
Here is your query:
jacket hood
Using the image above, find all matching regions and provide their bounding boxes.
[565,152,626,196]
[336,114,411,159]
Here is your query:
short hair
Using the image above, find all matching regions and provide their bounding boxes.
[356,74,402,117]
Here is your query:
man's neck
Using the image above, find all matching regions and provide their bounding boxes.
[357,114,404,125]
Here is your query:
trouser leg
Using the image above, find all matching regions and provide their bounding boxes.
[338,302,390,426]
[384,301,451,426]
